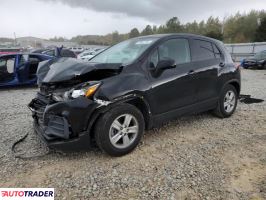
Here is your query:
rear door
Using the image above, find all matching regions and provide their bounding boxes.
[189,39,222,102]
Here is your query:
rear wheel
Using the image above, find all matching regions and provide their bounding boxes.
[213,84,238,118]
[95,103,144,156]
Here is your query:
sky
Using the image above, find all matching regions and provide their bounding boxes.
[0,0,265,39]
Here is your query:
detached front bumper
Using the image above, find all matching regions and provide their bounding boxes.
[28,94,99,151]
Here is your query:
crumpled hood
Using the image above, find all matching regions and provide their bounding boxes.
[37,57,122,84]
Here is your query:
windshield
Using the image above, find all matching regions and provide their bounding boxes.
[90,37,158,64]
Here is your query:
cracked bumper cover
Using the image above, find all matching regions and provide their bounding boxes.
[28,96,99,151]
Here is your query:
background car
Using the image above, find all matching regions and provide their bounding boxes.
[68,47,84,55]
[241,50,266,69]
[31,47,76,58]
[77,48,105,61]
[0,53,53,87]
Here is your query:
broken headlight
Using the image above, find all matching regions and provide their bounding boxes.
[52,82,101,102]
[71,83,101,98]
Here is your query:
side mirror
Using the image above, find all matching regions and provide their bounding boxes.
[149,58,176,77]
[157,58,176,70]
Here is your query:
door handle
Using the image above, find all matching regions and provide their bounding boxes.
[187,70,195,75]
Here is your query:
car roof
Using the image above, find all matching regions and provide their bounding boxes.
[0,52,52,57]
[135,33,222,43]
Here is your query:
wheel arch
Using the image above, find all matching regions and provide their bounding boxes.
[222,79,240,96]
[87,94,152,140]
[125,96,152,130]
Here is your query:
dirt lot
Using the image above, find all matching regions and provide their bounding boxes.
[0,69,265,200]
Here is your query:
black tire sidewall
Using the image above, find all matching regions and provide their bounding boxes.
[219,85,238,117]
[95,104,144,156]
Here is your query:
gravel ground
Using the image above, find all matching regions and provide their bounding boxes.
[0,69,265,200]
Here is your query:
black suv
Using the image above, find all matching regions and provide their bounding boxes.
[29,34,241,156]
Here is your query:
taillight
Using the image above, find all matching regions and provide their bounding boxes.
[234,62,241,69]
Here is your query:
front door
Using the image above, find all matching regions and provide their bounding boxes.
[147,38,197,116]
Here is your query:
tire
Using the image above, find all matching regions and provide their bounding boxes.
[213,84,238,118]
[95,103,144,156]
[257,65,264,70]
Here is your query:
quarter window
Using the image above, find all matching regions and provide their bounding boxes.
[212,44,221,59]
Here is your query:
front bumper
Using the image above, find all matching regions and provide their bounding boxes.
[28,93,99,151]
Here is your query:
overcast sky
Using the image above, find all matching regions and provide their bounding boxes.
[0,0,265,39]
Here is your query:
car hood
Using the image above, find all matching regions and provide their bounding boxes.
[37,57,122,84]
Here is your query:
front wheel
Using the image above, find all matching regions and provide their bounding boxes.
[213,84,238,118]
[95,103,144,156]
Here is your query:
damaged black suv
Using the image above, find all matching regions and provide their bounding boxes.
[29,34,241,156]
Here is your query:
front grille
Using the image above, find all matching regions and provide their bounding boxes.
[30,92,71,141]
[32,93,53,125]
[46,116,70,140]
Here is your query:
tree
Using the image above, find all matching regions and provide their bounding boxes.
[49,36,66,42]
[205,31,223,40]
[129,28,140,38]
[157,25,166,34]
[141,25,153,36]
[152,25,157,34]
[185,21,199,34]
[165,17,183,33]
[204,17,223,40]
[255,17,266,42]
[112,31,120,44]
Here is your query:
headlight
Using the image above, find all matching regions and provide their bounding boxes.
[71,83,100,99]
[52,82,101,101]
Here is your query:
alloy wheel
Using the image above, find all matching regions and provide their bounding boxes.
[109,114,139,149]
[224,90,236,113]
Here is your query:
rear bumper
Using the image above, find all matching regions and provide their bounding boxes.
[28,95,99,151]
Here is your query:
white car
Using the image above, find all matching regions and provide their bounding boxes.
[68,47,84,54]
[77,49,105,61]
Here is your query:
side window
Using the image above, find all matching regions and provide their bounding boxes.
[191,39,215,61]
[0,57,15,73]
[61,50,76,58]
[44,50,55,56]
[18,55,28,65]
[158,39,191,64]
[150,49,159,67]
[29,56,41,63]
[0,59,6,68]
[6,58,15,73]
[212,44,221,59]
